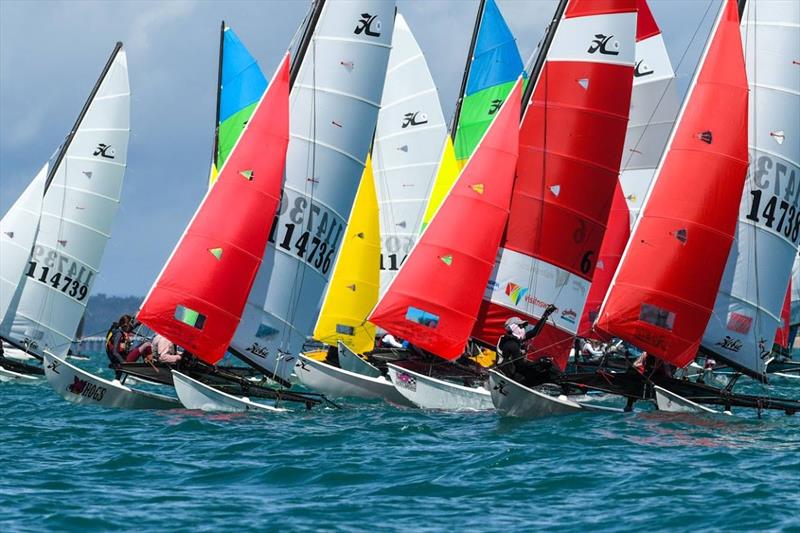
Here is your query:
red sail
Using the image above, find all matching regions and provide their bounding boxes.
[595,0,748,367]
[472,0,637,369]
[578,180,629,338]
[776,284,791,349]
[369,81,522,360]
[138,55,290,363]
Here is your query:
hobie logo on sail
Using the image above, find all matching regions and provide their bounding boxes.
[588,34,620,56]
[354,13,381,37]
[505,283,528,306]
[488,99,503,115]
[93,143,115,159]
[715,335,743,352]
[634,60,654,77]
[401,112,428,128]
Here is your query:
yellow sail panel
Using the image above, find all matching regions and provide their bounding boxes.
[420,137,460,231]
[208,163,219,188]
[313,156,380,353]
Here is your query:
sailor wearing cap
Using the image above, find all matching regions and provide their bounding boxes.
[495,304,558,386]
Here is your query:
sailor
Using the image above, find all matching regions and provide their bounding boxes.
[381,332,406,349]
[105,315,153,375]
[152,333,181,365]
[580,339,605,361]
[496,304,558,387]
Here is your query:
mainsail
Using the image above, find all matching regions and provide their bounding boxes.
[472,0,637,369]
[209,22,269,186]
[369,81,522,360]
[0,43,130,358]
[596,0,749,368]
[578,0,679,335]
[312,155,380,353]
[420,0,525,230]
[372,12,447,292]
[138,55,290,363]
[231,0,395,381]
[700,0,800,379]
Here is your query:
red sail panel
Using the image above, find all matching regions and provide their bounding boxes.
[138,55,290,363]
[595,0,748,368]
[636,0,660,41]
[473,1,636,370]
[776,283,791,349]
[578,180,629,338]
[369,81,522,360]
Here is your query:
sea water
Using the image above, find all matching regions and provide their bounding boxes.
[1,354,799,532]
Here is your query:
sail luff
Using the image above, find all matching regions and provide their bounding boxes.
[450,0,486,139]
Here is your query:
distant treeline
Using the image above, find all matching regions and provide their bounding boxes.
[83,294,143,337]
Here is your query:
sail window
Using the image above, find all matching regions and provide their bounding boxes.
[174,305,206,330]
[638,303,675,331]
[405,307,439,329]
[726,312,753,334]
[336,324,355,336]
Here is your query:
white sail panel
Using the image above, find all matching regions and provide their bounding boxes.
[0,48,130,357]
[0,164,48,324]
[232,1,395,380]
[701,0,800,378]
[371,13,448,292]
[618,32,680,228]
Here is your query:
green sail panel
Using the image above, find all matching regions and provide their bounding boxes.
[217,102,258,168]
[454,80,524,162]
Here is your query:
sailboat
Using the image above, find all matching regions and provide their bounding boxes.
[469,0,639,417]
[371,79,523,411]
[698,0,800,383]
[581,0,800,415]
[1,43,130,384]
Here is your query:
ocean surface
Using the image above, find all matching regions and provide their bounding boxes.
[2,354,799,533]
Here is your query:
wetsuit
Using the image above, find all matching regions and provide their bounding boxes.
[496,307,558,387]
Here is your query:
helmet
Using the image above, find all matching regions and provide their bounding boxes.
[504,316,528,330]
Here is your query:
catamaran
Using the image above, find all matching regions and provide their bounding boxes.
[1,42,130,385]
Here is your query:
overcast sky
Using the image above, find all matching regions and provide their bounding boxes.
[0,0,717,297]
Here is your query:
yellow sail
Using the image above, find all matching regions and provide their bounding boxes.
[208,163,219,188]
[313,156,380,353]
[419,136,460,231]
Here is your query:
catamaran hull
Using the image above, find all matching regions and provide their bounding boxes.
[172,371,285,413]
[43,352,179,410]
[0,364,44,383]
[387,363,493,411]
[295,354,414,407]
[654,385,721,414]
[488,370,621,418]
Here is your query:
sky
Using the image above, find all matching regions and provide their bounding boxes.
[0,0,717,297]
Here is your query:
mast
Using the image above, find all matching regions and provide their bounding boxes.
[290,0,326,89]
[45,42,123,193]
[519,0,568,120]
[450,0,486,139]
[737,0,747,19]
[212,20,225,171]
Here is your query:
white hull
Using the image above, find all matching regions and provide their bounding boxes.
[295,354,414,407]
[337,341,382,378]
[654,385,723,414]
[0,364,44,383]
[387,363,493,411]
[43,352,179,410]
[172,371,285,413]
[2,344,38,363]
[488,370,622,418]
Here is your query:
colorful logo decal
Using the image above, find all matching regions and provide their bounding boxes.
[394,371,416,391]
[560,308,577,324]
[726,312,753,334]
[505,282,528,306]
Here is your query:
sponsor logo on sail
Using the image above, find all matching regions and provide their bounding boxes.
[715,335,742,352]
[354,13,381,37]
[726,312,752,334]
[588,34,620,56]
[488,99,503,115]
[634,59,654,77]
[93,143,116,159]
[505,282,528,305]
[401,111,428,128]
[560,308,577,324]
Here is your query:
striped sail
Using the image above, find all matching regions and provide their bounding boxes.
[0,44,130,358]
[472,0,637,369]
[700,0,800,379]
[313,155,380,353]
[578,0,679,335]
[232,1,395,381]
[372,13,447,293]
[209,24,268,187]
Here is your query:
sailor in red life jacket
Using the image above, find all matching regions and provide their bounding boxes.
[495,304,558,387]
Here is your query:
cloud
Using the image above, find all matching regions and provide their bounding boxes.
[127,1,198,51]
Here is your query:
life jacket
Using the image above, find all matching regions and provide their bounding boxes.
[105,327,117,357]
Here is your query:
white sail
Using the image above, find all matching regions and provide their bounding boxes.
[0,46,130,358]
[232,1,395,381]
[701,0,800,378]
[371,13,448,293]
[618,11,680,228]
[0,164,47,325]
